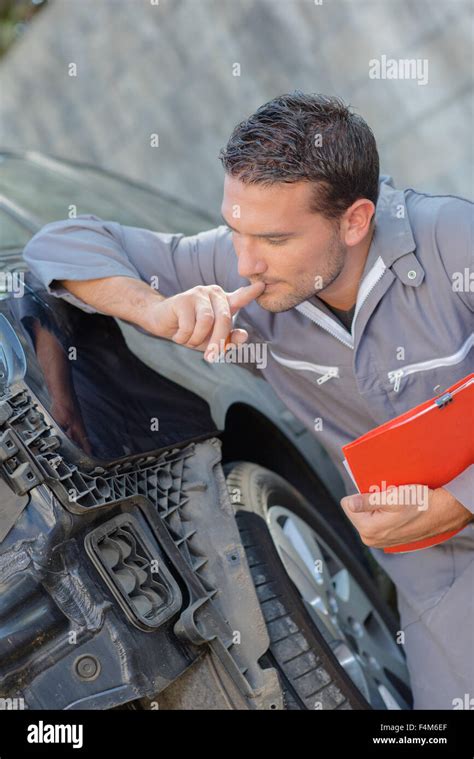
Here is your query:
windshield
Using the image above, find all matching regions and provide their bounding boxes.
[0,152,217,275]
[0,153,215,232]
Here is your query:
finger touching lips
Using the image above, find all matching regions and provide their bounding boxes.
[227,281,265,312]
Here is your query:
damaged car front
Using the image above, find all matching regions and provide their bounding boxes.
[0,280,282,710]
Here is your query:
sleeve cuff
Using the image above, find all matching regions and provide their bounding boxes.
[47,282,98,314]
[442,464,474,513]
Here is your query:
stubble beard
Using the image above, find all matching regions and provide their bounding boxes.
[255,231,347,313]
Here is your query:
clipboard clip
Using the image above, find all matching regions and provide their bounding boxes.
[435,392,453,408]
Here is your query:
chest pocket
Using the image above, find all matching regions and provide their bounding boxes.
[387,333,474,393]
[270,350,339,385]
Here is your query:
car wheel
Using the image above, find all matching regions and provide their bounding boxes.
[224,462,413,710]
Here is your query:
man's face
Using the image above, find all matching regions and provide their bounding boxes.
[221,175,347,312]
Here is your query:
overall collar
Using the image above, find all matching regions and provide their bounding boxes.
[367,175,423,287]
[298,176,424,350]
[307,175,423,313]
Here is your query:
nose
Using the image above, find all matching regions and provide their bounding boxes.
[234,237,268,279]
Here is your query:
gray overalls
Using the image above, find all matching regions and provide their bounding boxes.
[23,176,474,709]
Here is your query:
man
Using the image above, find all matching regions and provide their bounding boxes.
[23,92,473,709]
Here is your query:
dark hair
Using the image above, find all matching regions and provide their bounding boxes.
[219,91,380,221]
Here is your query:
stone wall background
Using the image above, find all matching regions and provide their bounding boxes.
[1,0,472,217]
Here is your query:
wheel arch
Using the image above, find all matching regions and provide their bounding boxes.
[220,401,366,563]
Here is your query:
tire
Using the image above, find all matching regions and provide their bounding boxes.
[225,462,412,711]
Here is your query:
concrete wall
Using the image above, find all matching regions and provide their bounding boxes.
[1,0,472,216]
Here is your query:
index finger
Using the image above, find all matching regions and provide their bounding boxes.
[227,282,265,313]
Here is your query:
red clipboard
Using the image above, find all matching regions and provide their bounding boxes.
[342,373,474,553]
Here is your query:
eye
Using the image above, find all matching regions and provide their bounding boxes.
[266,238,289,246]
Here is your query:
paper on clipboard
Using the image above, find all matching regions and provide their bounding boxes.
[342,458,360,492]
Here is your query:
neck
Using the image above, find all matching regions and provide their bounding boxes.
[318,225,375,311]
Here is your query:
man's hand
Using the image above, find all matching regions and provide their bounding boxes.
[340,485,473,548]
[142,282,265,360]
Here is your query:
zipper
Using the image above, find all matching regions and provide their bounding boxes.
[350,256,387,339]
[388,333,474,392]
[295,256,387,350]
[270,350,339,384]
[295,301,353,349]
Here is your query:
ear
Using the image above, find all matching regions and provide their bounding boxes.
[341,199,375,247]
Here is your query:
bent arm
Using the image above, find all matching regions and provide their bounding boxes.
[23,214,242,313]
[23,214,263,349]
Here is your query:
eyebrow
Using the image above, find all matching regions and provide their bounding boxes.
[220,213,295,238]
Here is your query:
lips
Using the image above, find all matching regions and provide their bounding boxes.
[252,280,279,291]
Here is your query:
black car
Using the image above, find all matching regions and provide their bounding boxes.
[0,150,411,710]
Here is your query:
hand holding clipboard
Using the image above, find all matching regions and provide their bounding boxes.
[341,373,474,553]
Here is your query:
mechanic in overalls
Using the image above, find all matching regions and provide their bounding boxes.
[23,93,474,709]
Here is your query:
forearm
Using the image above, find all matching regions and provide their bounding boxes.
[58,276,263,353]
[60,276,165,331]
